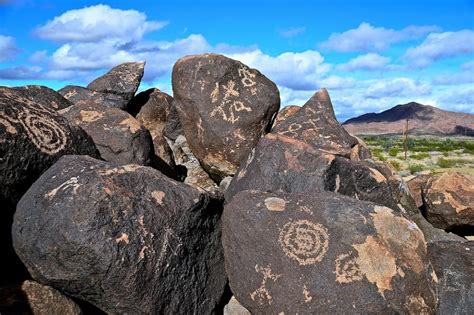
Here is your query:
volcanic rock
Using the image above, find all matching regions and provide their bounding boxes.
[407,174,433,208]
[224,296,250,315]
[223,190,437,314]
[422,172,474,232]
[62,101,154,166]
[135,88,175,167]
[172,53,280,181]
[428,241,474,314]
[12,155,227,314]
[272,105,301,128]
[13,85,73,110]
[58,85,129,109]
[272,88,358,157]
[349,136,373,161]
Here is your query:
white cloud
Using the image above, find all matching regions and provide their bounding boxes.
[34,4,167,43]
[320,22,440,52]
[364,77,432,99]
[404,30,474,67]
[279,27,306,38]
[0,35,19,61]
[337,53,390,71]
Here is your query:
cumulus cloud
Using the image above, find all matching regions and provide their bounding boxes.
[34,4,167,43]
[320,22,440,52]
[404,30,474,67]
[337,53,391,71]
[0,35,20,61]
[364,78,431,99]
[279,27,306,38]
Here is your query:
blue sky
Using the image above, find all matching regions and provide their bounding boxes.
[0,0,473,121]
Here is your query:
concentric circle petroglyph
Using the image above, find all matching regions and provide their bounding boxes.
[278,219,329,265]
[17,107,67,155]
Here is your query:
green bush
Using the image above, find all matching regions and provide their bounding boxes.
[410,152,430,160]
[409,164,424,174]
[389,160,401,171]
[388,147,399,157]
[443,151,449,157]
[437,158,456,168]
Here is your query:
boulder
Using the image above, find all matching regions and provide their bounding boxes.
[13,85,73,110]
[172,53,280,181]
[163,104,184,141]
[349,136,373,161]
[0,87,100,282]
[272,105,301,128]
[272,89,358,157]
[0,280,82,315]
[87,61,145,104]
[62,101,154,166]
[224,296,250,315]
[407,174,433,208]
[135,88,175,167]
[223,190,437,314]
[422,172,474,232]
[427,241,474,314]
[12,155,227,314]
[58,85,129,109]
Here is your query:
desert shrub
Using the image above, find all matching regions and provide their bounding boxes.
[389,160,401,171]
[443,151,449,157]
[388,147,399,157]
[409,164,424,174]
[410,152,430,160]
[437,158,456,168]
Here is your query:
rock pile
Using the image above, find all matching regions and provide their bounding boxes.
[1,54,472,314]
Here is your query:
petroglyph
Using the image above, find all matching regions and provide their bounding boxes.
[17,106,68,155]
[335,252,363,284]
[209,79,252,123]
[152,191,165,205]
[278,219,329,265]
[80,110,103,123]
[116,233,129,244]
[303,285,312,303]
[250,264,281,305]
[98,164,144,176]
[238,66,257,94]
[156,227,182,268]
[45,177,81,200]
[222,80,240,100]
[264,197,287,212]
[210,83,219,103]
[278,122,302,137]
[0,112,18,134]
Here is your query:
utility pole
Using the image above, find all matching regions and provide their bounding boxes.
[403,119,409,160]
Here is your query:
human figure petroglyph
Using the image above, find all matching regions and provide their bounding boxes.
[250,264,282,305]
[210,100,251,124]
[278,219,329,265]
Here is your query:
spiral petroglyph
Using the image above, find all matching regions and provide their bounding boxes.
[16,106,68,155]
[278,219,329,265]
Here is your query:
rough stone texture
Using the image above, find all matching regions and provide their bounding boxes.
[349,136,373,161]
[62,101,154,166]
[163,104,183,141]
[223,190,437,314]
[169,135,219,192]
[422,172,474,232]
[272,105,301,128]
[87,61,145,103]
[225,133,332,201]
[12,85,73,110]
[272,89,358,157]
[0,87,100,283]
[172,53,280,181]
[427,241,474,315]
[407,175,433,208]
[224,296,250,315]
[58,85,129,109]
[12,155,227,314]
[135,88,175,167]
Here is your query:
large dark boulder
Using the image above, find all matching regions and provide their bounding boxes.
[12,155,228,314]
[12,85,73,110]
[223,190,437,314]
[87,61,145,103]
[422,172,474,233]
[272,89,357,157]
[58,85,129,109]
[0,87,100,283]
[272,105,301,128]
[62,101,154,166]
[428,241,474,314]
[172,53,280,181]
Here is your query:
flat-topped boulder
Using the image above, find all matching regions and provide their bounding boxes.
[58,85,128,109]
[172,53,280,181]
[12,155,227,314]
[13,85,73,110]
[223,190,437,314]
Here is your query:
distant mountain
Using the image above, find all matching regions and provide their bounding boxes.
[342,102,474,136]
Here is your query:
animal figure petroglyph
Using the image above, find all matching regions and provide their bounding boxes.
[250,264,282,305]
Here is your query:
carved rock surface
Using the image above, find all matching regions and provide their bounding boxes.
[272,89,357,156]
[13,85,73,110]
[135,88,175,167]
[58,85,129,109]
[427,241,474,315]
[62,101,154,166]
[423,172,474,231]
[172,53,280,181]
[272,105,301,128]
[87,61,145,103]
[223,190,437,314]
[12,155,227,314]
